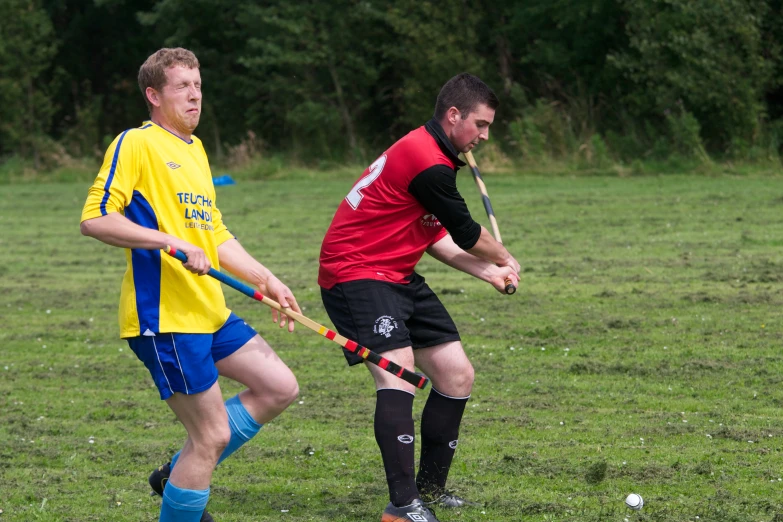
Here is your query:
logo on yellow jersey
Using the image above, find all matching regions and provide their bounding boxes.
[177,192,214,231]
[166,161,181,169]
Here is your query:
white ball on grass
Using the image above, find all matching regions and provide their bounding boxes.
[625,493,644,510]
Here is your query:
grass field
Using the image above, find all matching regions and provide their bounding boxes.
[1,172,783,521]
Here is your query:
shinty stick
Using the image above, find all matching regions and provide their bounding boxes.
[464,150,516,295]
[164,246,429,389]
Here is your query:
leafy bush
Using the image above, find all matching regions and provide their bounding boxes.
[665,104,710,163]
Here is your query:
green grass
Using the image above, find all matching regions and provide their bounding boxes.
[1,173,783,521]
[3,150,783,185]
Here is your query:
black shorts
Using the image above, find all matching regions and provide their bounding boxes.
[320,272,461,366]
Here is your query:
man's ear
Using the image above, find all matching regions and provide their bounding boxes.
[446,106,461,126]
[146,87,161,108]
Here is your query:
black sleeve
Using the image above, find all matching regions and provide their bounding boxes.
[408,165,481,250]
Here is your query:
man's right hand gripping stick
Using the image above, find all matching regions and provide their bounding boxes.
[164,246,429,389]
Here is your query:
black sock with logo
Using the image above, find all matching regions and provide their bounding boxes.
[375,389,418,507]
[416,388,469,499]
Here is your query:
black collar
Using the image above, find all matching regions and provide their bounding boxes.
[424,119,466,168]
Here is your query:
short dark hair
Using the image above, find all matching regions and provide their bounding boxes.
[434,73,499,120]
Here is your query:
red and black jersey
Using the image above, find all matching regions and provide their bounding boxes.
[318,119,481,289]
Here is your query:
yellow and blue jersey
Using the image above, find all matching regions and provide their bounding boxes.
[81,121,234,338]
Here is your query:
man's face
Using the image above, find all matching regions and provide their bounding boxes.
[153,65,202,134]
[450,103,495,153]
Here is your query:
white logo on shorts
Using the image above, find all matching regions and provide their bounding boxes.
[398,434,414,444]
[449,439,459,449]
[374,315,398,338]
[407,514,428,522]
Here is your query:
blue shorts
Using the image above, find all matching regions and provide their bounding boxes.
[127,313,257,400]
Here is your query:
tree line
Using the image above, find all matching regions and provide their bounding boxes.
[2,0,782,171]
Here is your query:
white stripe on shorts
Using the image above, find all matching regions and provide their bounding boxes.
[170,334,189,394]
[152,336,174,396]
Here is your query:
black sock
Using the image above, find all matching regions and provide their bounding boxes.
[374,389,418,507]
[416,388,469,498]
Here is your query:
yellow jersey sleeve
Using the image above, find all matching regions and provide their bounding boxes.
[81,129,141,222]
[212,204,235,245]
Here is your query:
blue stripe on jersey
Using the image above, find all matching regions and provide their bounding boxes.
[100,129,132,216]
[126,191,161,333]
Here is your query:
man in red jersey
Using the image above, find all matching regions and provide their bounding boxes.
[319,73,520,522]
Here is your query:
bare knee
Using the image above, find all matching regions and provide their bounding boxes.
[208,424,232,454]
[369,347,416,392]
[276,375,299,409]
[435,361,474,397]
[454,362,475,394]
[191,423,231,462]
[250,373,299,411]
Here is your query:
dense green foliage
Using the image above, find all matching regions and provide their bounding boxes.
[3,0,783,168]
[2,173,783,520]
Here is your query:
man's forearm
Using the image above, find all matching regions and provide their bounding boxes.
[465,226,511,266]
[81,213,173,250]
[427,234,495,282]
[217,239,273,287]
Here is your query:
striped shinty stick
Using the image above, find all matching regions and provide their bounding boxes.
[164,246,429,389]
[464,150,517,295]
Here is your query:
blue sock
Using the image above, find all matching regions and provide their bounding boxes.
[159,482,209,522]
[171,394,263,470]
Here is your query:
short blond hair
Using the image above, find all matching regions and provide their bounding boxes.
[138,48,200,113]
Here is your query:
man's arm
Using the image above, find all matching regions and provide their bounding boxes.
[466,226,521,273]
[80,213,211,275]
[427,234,519,293]
[217,238,301,331]
[408,166,519,273]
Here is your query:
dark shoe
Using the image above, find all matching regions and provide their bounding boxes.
[149,462,215,522]
[148,462,171,497]
[424,492,481,508]
[381,499,440,522]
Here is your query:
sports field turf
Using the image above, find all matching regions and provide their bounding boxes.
[1,173,782,521]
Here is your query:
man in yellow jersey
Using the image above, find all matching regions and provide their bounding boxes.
[80,48,299,522]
